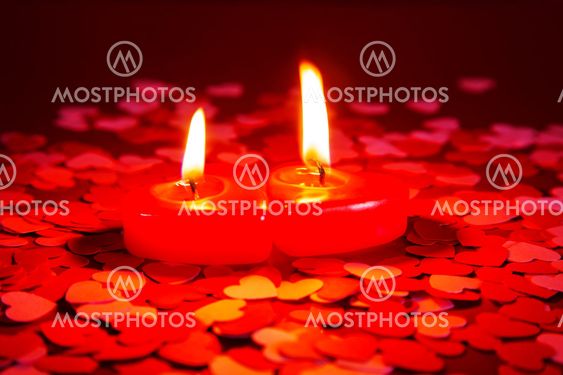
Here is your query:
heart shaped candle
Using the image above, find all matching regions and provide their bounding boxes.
[123,109,271,264]
[267,62,408,256]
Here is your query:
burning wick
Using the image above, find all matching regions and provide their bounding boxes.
[176,179,200,200]
[314,160,326,185]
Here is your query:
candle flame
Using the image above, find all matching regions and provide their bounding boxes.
[300,61,331,168]
[182,108,206,182]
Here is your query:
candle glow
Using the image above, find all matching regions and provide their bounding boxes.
[300,62,331,168]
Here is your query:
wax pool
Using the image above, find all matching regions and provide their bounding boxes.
[267,165,408,256]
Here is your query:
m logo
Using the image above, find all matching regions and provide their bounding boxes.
[359,41,396,77]
[0,154,16,191]
[359,266,396,302]
[233,154,270,190]
[107,266,145,302]
[486,154,523,191]
[106,41,143,77]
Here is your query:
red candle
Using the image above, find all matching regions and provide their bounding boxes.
[267,62,408,256]
[123,109,271,264]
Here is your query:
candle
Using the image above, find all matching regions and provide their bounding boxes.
[267,62,408,256]
[123,109,271,264]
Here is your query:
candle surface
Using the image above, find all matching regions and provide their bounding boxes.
[268,165,407,256]
[124,171,271,264]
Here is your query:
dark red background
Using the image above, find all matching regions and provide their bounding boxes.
[2,0,563,134]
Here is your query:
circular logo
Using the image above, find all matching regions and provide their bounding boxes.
[106,41,143,77]
[233,154,270,190]
[359,41,396,77]
[486,154,523,191]
[359,266,396,302]
[0,154,17,191]
[107,266,145,302]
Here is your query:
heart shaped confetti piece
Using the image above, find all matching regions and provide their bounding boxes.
[506,242,561,263]
[0,332,46,360]
[457,76,496,94]
[114,358,172,375]
[206,82,244,98]
[1,217,52,234]
[34,355,98,374]
[379,338,444,372]
[159,331,221,367]
[94,339,161,361]
[293,258,347,276]
[530,274,563,292]
[276,279,323,301]
[429,275,482,293]
[497,341,555,372]
[210,355,272,375]
[224,275,278,300]
[537,333,563,364]
[499,297,557,324]
[476,312,540,338]
[415,334,466,357]
[416,314,467,338]
[314,333,378,362]
[344,263,402,279]
[406,243,455,258]
[142,262,200,285]
[92,268,146,295]
[195,299,246,326]
[2,291,56,322]
[214,301,275,337]
[65,280,114,304]
[66,151,115,170]
[455,246,508,267]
